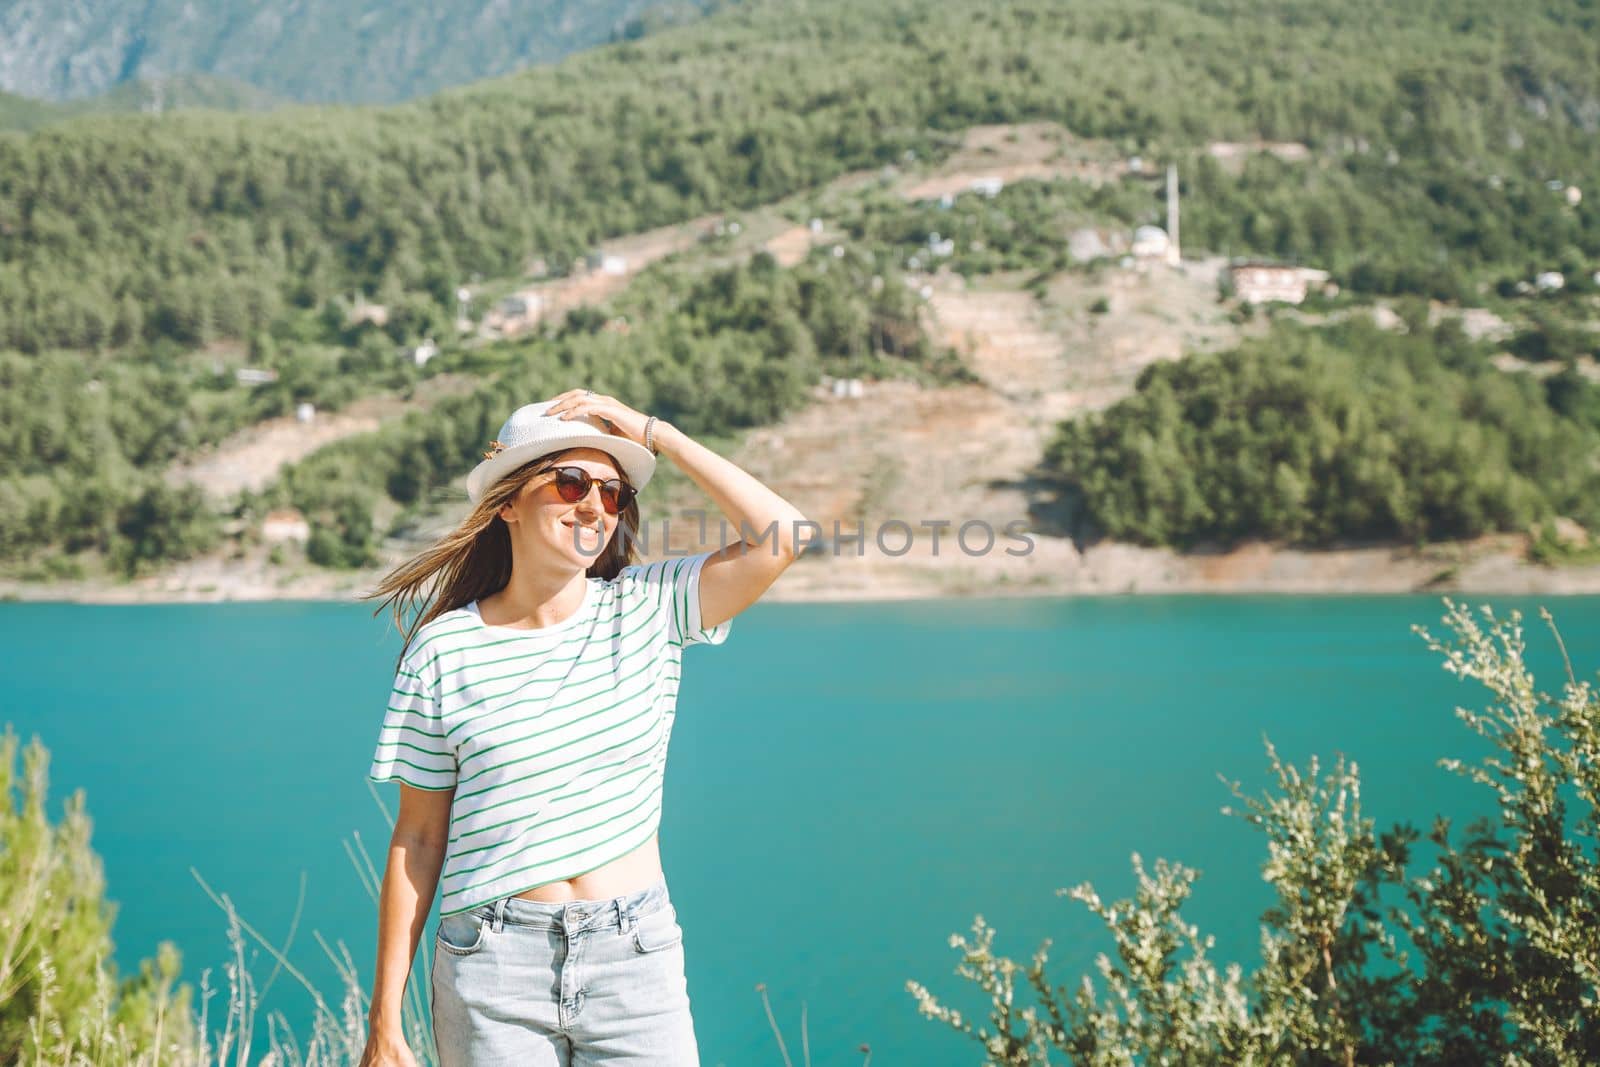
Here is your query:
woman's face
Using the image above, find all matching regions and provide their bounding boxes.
[498,447,622,568]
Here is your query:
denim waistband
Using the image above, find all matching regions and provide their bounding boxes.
[473,876,671,935]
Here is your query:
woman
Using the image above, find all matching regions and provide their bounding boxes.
[358,388,806,1066]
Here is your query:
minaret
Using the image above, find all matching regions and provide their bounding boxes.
[1166,163,1180,266]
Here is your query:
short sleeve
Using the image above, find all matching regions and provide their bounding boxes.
[367,647,457,790]
[628,550,732,649]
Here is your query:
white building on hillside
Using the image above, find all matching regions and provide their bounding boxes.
[1229,263,1310,304]
[262,508,310,544]
[1131,225,1171,261]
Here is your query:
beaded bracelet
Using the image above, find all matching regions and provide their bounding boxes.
[644,415,658,456]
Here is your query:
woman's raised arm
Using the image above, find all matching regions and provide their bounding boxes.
[650,419,809,630]
[544,389,811,631]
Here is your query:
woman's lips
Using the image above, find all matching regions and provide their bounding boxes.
[562,518,604,545]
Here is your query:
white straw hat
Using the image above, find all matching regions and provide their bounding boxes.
[466,400,657,504]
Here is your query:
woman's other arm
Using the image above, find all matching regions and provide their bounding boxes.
[652,419,809,629]
[360,784,453,1066]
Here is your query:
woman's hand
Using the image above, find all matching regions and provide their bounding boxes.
[544,389,656,452]
[357,1027,420,1067]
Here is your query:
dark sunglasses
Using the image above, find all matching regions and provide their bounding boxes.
[536,465,637,515]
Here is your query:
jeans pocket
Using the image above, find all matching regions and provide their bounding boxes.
[631,903,684,954]
[435,910,488,956]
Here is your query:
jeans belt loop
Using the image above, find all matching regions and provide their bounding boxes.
[615,896,630,936]
[491,897,508,933]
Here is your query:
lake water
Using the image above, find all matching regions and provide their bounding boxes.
[3,592,1596,1064]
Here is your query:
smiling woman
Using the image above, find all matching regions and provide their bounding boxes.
[357,391,808,1067]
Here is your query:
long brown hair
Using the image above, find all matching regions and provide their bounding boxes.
[363,448,642,671]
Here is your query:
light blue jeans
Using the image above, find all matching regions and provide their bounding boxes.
[429,877,699,1066]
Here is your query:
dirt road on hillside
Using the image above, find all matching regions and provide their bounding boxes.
[163,372,477,502]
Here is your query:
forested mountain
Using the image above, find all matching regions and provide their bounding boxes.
[0,0,704,106]
[2,0,1598,576]
[0,75,280,133]
[2,0,1595,356]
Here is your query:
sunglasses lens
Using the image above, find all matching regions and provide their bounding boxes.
[549,468,633,515]
[600,482,635,515]
[552,468,588,504]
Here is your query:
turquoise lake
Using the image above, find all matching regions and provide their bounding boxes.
[3,592,1597,1064]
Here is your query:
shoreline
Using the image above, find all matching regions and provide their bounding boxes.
[3,533,1597,605]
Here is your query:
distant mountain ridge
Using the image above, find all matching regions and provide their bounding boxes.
[0,0,712,106]
[0,73,280,132]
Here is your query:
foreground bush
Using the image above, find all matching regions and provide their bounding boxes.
[0,726,194,1063]
[910,599,1600,1064]
[0,726,430,1066]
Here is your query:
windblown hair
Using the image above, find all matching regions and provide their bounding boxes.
[363,448,641,671]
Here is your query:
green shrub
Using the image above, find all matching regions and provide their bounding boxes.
[0,726,194,1064]
[910,600,1600,1064]
[1,725,437,1066]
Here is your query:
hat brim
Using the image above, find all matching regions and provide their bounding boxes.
[466,435,656,504]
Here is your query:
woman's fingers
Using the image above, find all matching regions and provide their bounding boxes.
[543,391,649,446]
[552,398,618,434]
[553,394,625,418]
[545,387,588,409]
[550,397,648,445]
[546,388,616,415]
[545,391,587,416]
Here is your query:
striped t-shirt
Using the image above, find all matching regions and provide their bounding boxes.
[367,550,730,916]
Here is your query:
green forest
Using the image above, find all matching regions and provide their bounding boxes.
[2,0,1598,575]
[5,0,1596,355]
[1044,314,1600,549]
